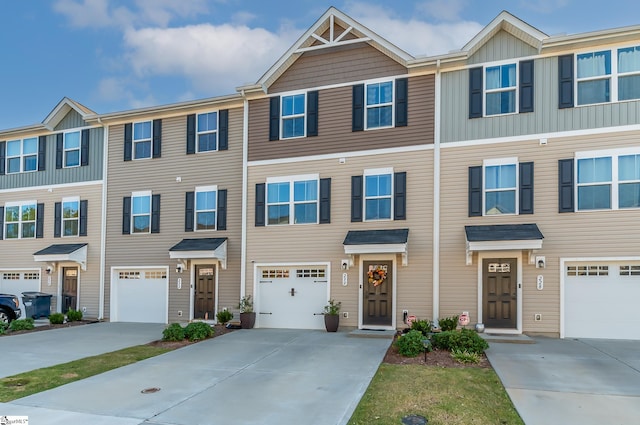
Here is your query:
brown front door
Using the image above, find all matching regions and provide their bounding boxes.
[62,267,78,313]
[194,265,215,320]
[483,258,517,329]
[362,260,393,327]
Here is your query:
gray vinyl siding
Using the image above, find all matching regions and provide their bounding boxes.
[0,128,104,189]
[467,30,538,64]
[104,108,244,322]
[54,110,87,131]
[441,56,640,143]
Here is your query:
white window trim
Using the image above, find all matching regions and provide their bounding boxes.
[483,60,519,117]
[63,130,81,168]
[266,174,320,226]
[61,196,80,238]
[365,79,395,130]
[6,138,38,174]
[280,92,307,140]
[196,111,219,153]
[194,185,218,231]
[133,121,152,160]
[131,190,152,234]
[4,200,37,240]
[364,167,394,221]
[482,157,519,216]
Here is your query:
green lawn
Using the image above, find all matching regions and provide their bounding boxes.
[349,364,523,425]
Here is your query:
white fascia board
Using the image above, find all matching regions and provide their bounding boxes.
[344,243,407,255]
[466,239,543,251]
[462,11,547,54]
[33,245,88,271]
[169,241,227,269]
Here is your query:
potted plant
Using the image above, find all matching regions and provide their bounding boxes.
[323,299,341,332]
[238,295,255,329]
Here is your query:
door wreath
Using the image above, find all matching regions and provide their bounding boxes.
[367,265,387,287]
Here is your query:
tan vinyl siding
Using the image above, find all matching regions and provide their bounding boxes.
[439,129,640,334]
[270,43,407,93]
[104,108,244,322]
[468,30,538,65]
[246,149,434,328]
[0,184,103,318]
[249,75,434,161]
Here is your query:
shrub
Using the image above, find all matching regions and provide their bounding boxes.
[411,319,432,337]
[438,315,459,332]
[451,349,481,364]
[66,309,83,322]
[395,330,427,357]
[184,322,215,341]
[432,329,489,354]
[162,323,185,341]
[216,309,233,325]
[49,313,65,325]
[10,318,35,332]
[0,322,7,335]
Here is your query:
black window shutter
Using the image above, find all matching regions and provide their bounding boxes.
[56,133,64,169]
[558,159,575,213]
[217,189,227,230]
[36,203,44,238]
[38,136,47,171]
[0,141,5,175]
[519,60,534,113]
[351,175,363,222]
[186,114,196,154]
[519,162,534,214]
[0,207,3,239]
[352,84,365,131]
[319,178,331,224]
[124,123,133,161]
[219,109,229,150]
[255,183,266,227]
[468,166,483,217]
[54,202,62,238]
[151,194,161,233]
[79,200,88,236]
[469,67,483,119]
[558,54,574,109]
[307,91,319,137]
[152,119,162,158]
[395,78,408,127]
[269,97,280,141]
[185,191,195,232]
[80,129,90,166]
[394,172,407,220]
[122,196,131,234]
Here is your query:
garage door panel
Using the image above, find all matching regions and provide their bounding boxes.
[1,271,41,318]
[115,270,167,323]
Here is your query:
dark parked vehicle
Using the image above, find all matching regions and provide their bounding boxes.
[0,294,21,324]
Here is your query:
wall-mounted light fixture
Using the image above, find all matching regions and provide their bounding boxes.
[176,264,184,274]
[536,256,546,269]
[341,259,349,270]
[46,266,53,275]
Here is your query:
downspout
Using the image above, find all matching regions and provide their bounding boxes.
[432,59,441,323]
[240,90,248,299]
[97,116,108,320]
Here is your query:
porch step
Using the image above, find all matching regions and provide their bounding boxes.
[479,333,535,344]
[348,329,397,339]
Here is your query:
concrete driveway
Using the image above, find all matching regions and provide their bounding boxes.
[486,337,640,425]
[2,329,390,425]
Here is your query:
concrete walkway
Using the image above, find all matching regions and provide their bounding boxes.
[486,337,640,425]
[3,329,390,425]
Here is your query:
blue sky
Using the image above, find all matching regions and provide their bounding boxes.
[1,0,639,129]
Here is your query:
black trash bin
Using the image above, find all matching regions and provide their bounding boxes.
[21,292,52,319]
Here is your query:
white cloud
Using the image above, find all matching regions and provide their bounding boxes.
[415,0,469,22]
[53,0,128,28]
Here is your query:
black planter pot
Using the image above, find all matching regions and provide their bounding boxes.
[324,314,340,332]
[240,312,256,329]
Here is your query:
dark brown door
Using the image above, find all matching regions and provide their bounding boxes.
[483,258,517,328]
[363,260,393,327]
[62,267,78,313]
[194,265,215,320]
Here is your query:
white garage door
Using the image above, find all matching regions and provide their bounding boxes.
[257,266,328,329]
[565,263,640,340]
[114,269,168,323]
[1,271,41,317]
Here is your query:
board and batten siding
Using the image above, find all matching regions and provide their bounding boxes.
[104,109,244,322]
[0,184,103,317]
[246,149,434,328]
[249,75,434,162]
[467,30,539,65]
[54,110,88,131]
[438,129,640,334]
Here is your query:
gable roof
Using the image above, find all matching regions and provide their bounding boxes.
[252,7,414,92]
[42,97,96,131]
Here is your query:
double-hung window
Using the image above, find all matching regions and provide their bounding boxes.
[281,94,305,139]
[366,81,393,129]
[619,154,640,208]
[577,156,612,210]
[484,160,517,215]
[131,191,151,233]
[485,64,517,115]
[6,138,37,173]
[64,131,81,167]
[197,112,218,152]
[266,175,318,225]
[195,186,217,230]
[62,197,80,237]
[133,121,152,159]
[364,169,392,220]
[4,201,36,239]
[617,46,640,101]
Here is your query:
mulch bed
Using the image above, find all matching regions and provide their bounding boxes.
[147,324,237,349]
[1,319,100,336]
[383,334,491,368]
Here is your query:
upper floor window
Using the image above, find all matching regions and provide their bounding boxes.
[133,121,152,159]
[366,81,393,129]
[131,191,151,233]
[64,131,81,167]
[485,64,516,115]
[617,46,640,101]
[577,156,611,210]
[281,94,305,138]
[364,170,392,220]
[197,112,218,152]
[266,175,318,225]
[4,201,36,239]
[6,138,37,173]
[62,198,79,237]
[195,186,217,230]
[484,161,517,215]
[468,160,533,217]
